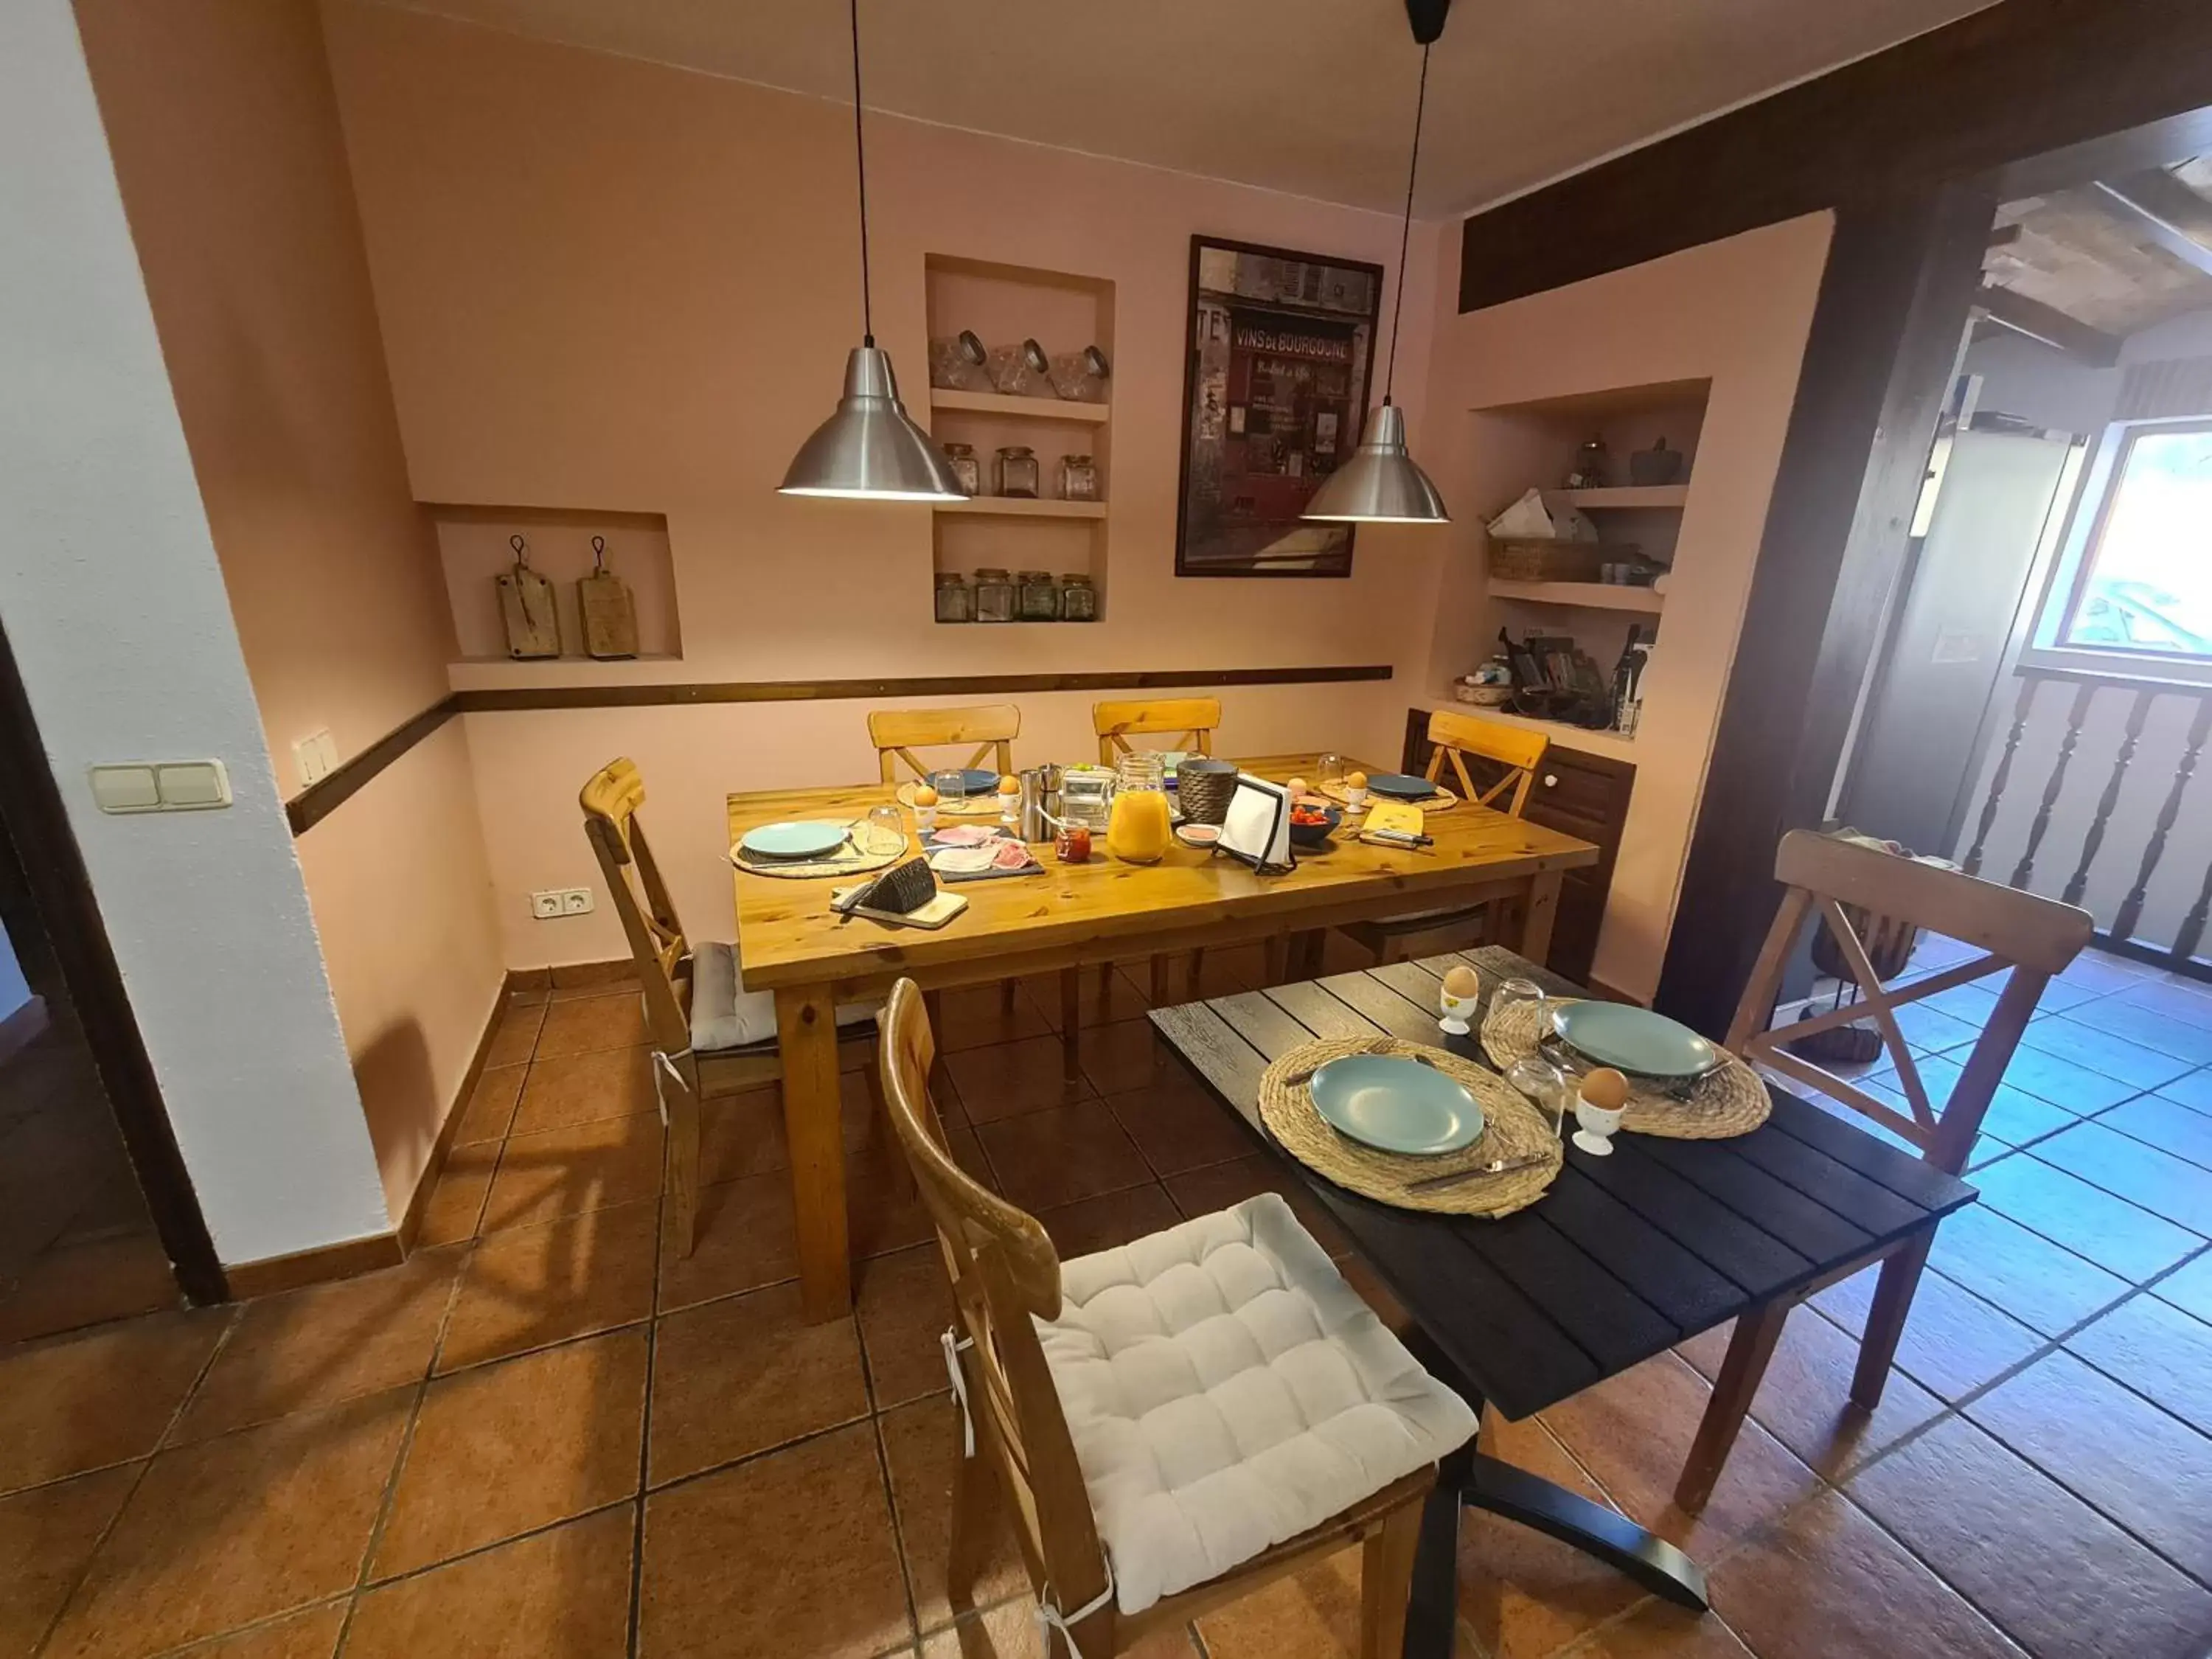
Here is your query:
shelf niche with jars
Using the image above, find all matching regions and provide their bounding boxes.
[923,253,1113,625]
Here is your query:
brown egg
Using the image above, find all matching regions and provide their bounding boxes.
[1286,776,1310,797]
[913,786,939,807]
[1579,1067,1629,1110]
[1348,770,1370,789]
[997,775,1020,796]
[1441,964,1479,998]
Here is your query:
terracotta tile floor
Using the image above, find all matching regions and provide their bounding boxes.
[7,948,2212,1658]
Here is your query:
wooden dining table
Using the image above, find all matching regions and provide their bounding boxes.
[728,754,1600,1318]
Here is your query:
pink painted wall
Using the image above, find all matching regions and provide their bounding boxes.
[319,1,1447,965]
[77,0,504,1220]
[1419,214,1837,1001]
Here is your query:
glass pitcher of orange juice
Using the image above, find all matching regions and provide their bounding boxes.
[1105,751,1172,864]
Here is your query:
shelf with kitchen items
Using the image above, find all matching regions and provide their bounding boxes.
[425,501,680,666]
[922,252,1115,624]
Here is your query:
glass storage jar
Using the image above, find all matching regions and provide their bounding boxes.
[1058,573,1097,622]
[1057,453,1099,501]
[1018,570,1060,622]
[932,571,973,623]
[973,568,1015,624]
[1105,751,1172,865]
[994,446,1039,498]
[941,442,981,497]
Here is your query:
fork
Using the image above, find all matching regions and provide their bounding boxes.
[1403,1150,1554,1193]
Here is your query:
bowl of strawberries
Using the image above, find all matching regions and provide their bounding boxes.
[1287,800,1342,849]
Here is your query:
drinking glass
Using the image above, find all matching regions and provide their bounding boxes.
[1491,978,1548,1052]
[1505,1054,1569,1138]
[863,804,907,858]
[1317,754,1347,794]
[928,768,970,806]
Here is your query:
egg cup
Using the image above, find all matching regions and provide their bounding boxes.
[1571,1099,1624,1157]
[1439,987,1476,1036]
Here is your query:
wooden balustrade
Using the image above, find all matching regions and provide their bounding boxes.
[1961,667,2212,977]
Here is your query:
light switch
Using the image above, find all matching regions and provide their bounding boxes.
[88,765,160,813]
[293,728,337,787]
[156,760,232,810]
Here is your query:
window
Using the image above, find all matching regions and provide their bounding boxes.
[2058,421,2212,660]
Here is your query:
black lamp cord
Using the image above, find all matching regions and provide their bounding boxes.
[850,0,874,347]
[1382,41,1430,408]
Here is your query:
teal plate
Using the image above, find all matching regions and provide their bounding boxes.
[1308,1055,1484,1155]
[1366,772,1435,799]
[1551,1002,1719,1079]
[740,820,852,860]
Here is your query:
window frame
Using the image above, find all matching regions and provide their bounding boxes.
[2024,414,2212,687]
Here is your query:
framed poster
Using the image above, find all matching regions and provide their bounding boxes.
[1172,236,1383,577]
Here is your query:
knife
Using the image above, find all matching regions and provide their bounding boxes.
[1403,1150,1554,1192]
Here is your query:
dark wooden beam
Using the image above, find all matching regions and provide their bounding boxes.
[1975,283,2122,366]
[1655,182,1997,1037]
[1459,0,2212,312]
[2089,169,2212,279]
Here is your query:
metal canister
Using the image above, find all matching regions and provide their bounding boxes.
[1018,765,1062,842]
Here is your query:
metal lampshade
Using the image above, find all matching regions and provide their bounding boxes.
[777,346,967,502]
[1301,403,1449,524]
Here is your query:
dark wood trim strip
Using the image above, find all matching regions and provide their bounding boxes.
[448,663,1394,713]
[286,696,458,835]
[0,618,226,1303]
[1455,0,2212,312]
[225,1231,406,1300]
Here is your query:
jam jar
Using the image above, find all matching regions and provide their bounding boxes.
[1018,570,1060,622]
[973,567,1015,624]
[994,446,1040,498]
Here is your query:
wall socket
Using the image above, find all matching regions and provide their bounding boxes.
[530,887,594,919]
[293,729,339,787]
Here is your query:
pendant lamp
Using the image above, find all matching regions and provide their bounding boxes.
[779,0,966,501]
[1302,7,1450,526]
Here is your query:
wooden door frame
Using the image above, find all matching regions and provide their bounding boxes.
[0,616,224,1304]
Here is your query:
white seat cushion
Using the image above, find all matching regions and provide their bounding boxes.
[1034,1192,1476,1615]
[688,941,873,1054]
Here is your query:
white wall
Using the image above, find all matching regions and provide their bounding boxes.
[0,925,30,1023]
[0,0,392,1264]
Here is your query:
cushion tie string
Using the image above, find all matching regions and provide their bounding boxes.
[939,1329,975,1458]
[648,1048,690,1129]
[1033,1561,1116,1659]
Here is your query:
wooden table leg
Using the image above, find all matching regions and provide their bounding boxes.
[1060,967,1084,1081]
[1516,870,1562,967]
[775,983,851,1321]
[1675,1297,1790,1511]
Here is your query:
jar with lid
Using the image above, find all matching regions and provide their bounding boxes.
[933,571,973,624]
[941,442,981,497]
[1018,570,1060,622]
[994,446,1039,498]
[973,568,1015,624]
[1057,453,1099,502]
[1059,572,1097,622]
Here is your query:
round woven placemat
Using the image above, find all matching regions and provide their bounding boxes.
[895,781,1003,818]
[1480,997,1770,1139]
[1319,780,1459,814]
[1259,1037,1562,1218]
[731,818,905,880]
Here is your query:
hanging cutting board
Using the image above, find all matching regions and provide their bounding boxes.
[497,534,562,659]
[578,535,639,660]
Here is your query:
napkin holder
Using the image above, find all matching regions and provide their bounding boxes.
[1216,774,1294,873]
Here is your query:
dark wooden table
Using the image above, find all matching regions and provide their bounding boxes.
[1150,945,1977,1651]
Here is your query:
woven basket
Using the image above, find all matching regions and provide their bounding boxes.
[1177,760,1239,827]
[1489,540,1610,582]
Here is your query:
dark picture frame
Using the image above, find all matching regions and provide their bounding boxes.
[1172,235,1383,578]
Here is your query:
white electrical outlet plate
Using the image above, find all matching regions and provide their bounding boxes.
[530,891,563,919]
[562,887,594,915]
[89,760,232,814]
[293,729,338,787]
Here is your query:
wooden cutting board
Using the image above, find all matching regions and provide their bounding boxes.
[579,535,639,659]
[497,536,561,658]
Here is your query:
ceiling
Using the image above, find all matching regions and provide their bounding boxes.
[374,0,1996,218]
[1987,162,2212,345]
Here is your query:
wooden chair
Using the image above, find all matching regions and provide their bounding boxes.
[867,705,1024,1023]
[1091,698,1222,1004]
[876,978,1440,1658]
[867,703,1020,786]
[580,758,880,1257]
[1342,709,1549,965]
[1673,827,2092,1510]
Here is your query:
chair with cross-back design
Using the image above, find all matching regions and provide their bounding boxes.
[868,703,1020,786]
[579,758,877,1257]
[1672,827,2092,1510]
[876,978,1472,1657]
[1340,709,1550,966]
